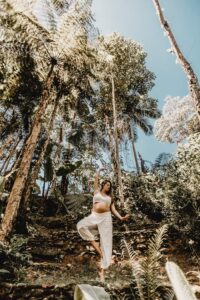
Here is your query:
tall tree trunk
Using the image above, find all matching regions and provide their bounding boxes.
[105,115,118,178]
[129,123,140,174]
[132,141,140,174]
[111,75,125,206]
[152,0,200,121]
[23,94,60,210]
[0,63,55,241]
[45,126,63,199]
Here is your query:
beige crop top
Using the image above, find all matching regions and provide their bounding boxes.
[93,191,112,206]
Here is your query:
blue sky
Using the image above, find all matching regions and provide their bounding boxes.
[92,0,200,169]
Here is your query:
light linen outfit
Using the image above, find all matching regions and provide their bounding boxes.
[77,192,113,269]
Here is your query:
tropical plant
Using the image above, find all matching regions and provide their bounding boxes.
[176,133,200,199]
[0,0,96,240]
[122,225,171,300]
[0,235,32,282]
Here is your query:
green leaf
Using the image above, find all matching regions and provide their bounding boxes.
[74,284,111,300]
[0,269,10,274]
[56,161,82,176]
[166,261,197,300]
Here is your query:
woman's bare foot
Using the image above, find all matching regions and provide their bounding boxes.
[98,268,105,282]
[111,254,116,265]
[96,259,105,282]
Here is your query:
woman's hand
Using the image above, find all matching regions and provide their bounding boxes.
[120,214,130,221]
[94,167,106,178]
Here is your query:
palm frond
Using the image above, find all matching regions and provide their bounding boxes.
[153,153,173,170]
[132,114,153,135]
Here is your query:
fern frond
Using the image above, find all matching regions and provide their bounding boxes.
[141,224,168,300]
[122,238,145,300]
[148,224,168,259]
[163,289,175,300]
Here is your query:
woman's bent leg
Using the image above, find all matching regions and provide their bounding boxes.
[77,216,98,241]
[90,240,103,258]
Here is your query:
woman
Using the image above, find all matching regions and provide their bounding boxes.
[77,168,129,281]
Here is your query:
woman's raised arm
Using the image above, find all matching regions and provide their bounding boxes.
[94,172,99,193]
[93,168,105,194]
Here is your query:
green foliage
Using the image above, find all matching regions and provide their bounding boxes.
[0,235,32,282]
[152,153,173,170]
[176,133,200,199]
[56,160,82,176]
[126,173,164,223]
[0,176,5,193]
[96,33,160,132]
[124,133,200,247]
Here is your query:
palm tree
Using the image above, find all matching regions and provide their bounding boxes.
[111,75,125,205]
[0,0,96,240]
[125,95,161,173]
[96,33,160,201]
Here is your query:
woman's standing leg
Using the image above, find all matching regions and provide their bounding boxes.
[97,214,113,281]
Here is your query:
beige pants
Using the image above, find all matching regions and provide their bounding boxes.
[77,211,113,269]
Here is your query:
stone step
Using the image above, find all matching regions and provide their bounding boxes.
[28,216,68,229]
[0,281,134,300]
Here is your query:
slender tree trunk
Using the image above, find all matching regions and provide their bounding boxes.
[105,115,118,179]
[0,63,55,241]
[45,126,63,199]
[9,136,28,172]
[0,135,13,160]
[152,0,200,121]
[1,138,20,176]
[23,94,60,209]
[129,123,140,174]
[138,152,147,173]
[111,75,125,206]
[132,141,140,174]
[8,148,21,175]
[45,182,52,200]
[0,144,14,174]
[42,179,46,198]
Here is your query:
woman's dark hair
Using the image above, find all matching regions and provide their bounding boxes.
[100,180,112,195]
